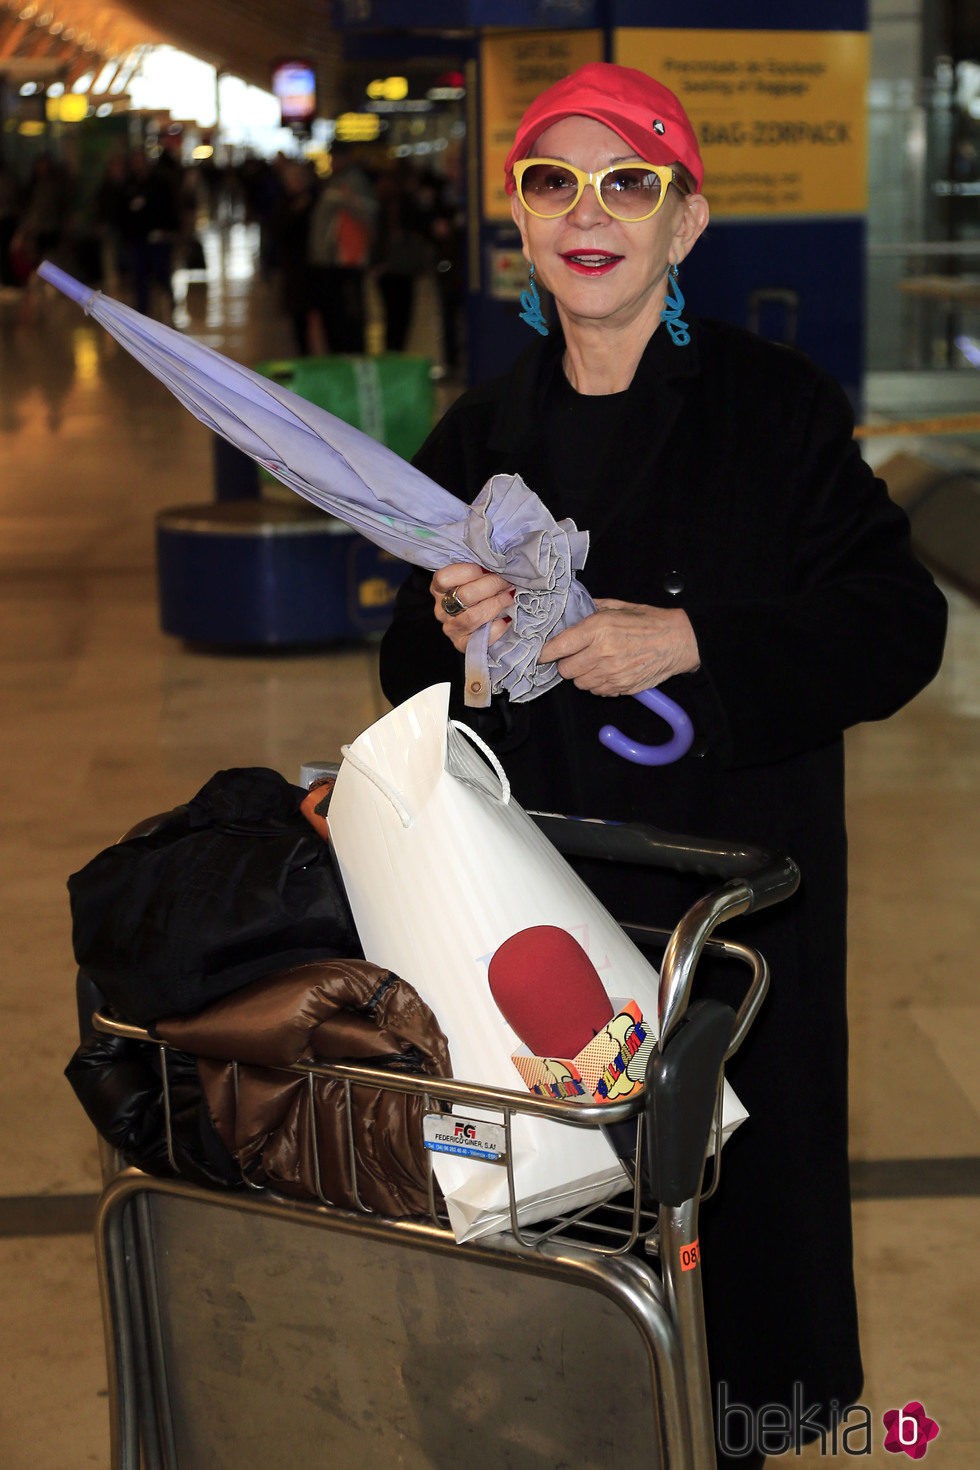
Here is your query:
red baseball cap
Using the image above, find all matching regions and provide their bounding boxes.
[504,62,703,195]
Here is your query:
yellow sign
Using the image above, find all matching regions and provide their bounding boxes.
[357,577,399,609]
[615,29,869,218]
[481,29,603,222]
[367,76,408,102]
[335,112,381,143]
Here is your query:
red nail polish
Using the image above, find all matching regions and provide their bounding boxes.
[502,615,512,625]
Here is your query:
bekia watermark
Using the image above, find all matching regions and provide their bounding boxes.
[717,1383,941,1458]
[882,1402,941,1459]
[717,1383,873,1457]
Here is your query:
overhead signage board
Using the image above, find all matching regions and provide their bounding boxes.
[615,28,869,217]
[480,29,604,222]
[272,59,317,128]
[336,1,602,27]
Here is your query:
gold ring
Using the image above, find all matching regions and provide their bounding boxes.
[441,588,466,617]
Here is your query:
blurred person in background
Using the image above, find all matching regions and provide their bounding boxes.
[269,158,318,356]
[425,170,466,377]
[115,150,181,319]
[0,158,24,287]
[94,153,130,284]
[13,152,73,275]
[372,159,433,352]
[307,143,378,354]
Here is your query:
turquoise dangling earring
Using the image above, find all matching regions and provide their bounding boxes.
[661,263,691,346]
[519,262,550,336]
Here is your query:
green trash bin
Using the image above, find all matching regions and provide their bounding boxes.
[254,353,435,464]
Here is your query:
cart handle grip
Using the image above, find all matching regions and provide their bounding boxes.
[529,811,799,906]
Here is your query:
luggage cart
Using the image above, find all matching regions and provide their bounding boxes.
[81,811,798,1470]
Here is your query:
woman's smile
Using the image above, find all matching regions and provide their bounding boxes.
[559,249,624,274]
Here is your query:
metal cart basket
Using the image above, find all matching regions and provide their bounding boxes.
[82,809,798,1470]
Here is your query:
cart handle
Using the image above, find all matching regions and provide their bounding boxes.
[657,880,770,1047]
[529,810,798,901]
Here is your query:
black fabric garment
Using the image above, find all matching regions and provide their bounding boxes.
[65,1020,245,1189]
[379,319,948,1428]
[68,767,361,1024]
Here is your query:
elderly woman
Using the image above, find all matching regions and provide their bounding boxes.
[379,62,946,1467]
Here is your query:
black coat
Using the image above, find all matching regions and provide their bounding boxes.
[380,320,947,1426]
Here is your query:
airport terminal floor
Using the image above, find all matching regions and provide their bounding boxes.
[1,224,977,1466]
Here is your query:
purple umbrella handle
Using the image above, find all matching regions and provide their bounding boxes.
[598,688,694,766]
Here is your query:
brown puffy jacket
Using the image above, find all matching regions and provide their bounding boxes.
[157,956,451,1218]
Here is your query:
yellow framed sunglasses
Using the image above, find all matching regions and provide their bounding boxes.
[513,158,689,222]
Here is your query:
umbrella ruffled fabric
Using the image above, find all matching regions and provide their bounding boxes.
[458,473,596,703]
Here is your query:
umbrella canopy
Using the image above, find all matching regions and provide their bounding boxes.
[38,262,691,763]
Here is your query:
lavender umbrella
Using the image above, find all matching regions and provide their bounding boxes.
[39,262,691,764]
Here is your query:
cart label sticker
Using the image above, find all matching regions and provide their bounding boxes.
[679,1240,701,1272]
[423,1114,507,1164]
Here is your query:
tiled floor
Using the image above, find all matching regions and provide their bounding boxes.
[0,226,976,1467]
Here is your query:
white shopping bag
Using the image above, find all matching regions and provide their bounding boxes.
[328,684,745,1242]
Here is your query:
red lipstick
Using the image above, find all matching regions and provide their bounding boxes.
[559,251,623,275]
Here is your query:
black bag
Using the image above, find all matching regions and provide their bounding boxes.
[65,1019,243,1189]
[68,767,361,1024]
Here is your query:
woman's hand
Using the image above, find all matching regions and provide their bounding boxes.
[540,600,701,696]
[430,563,515,654]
